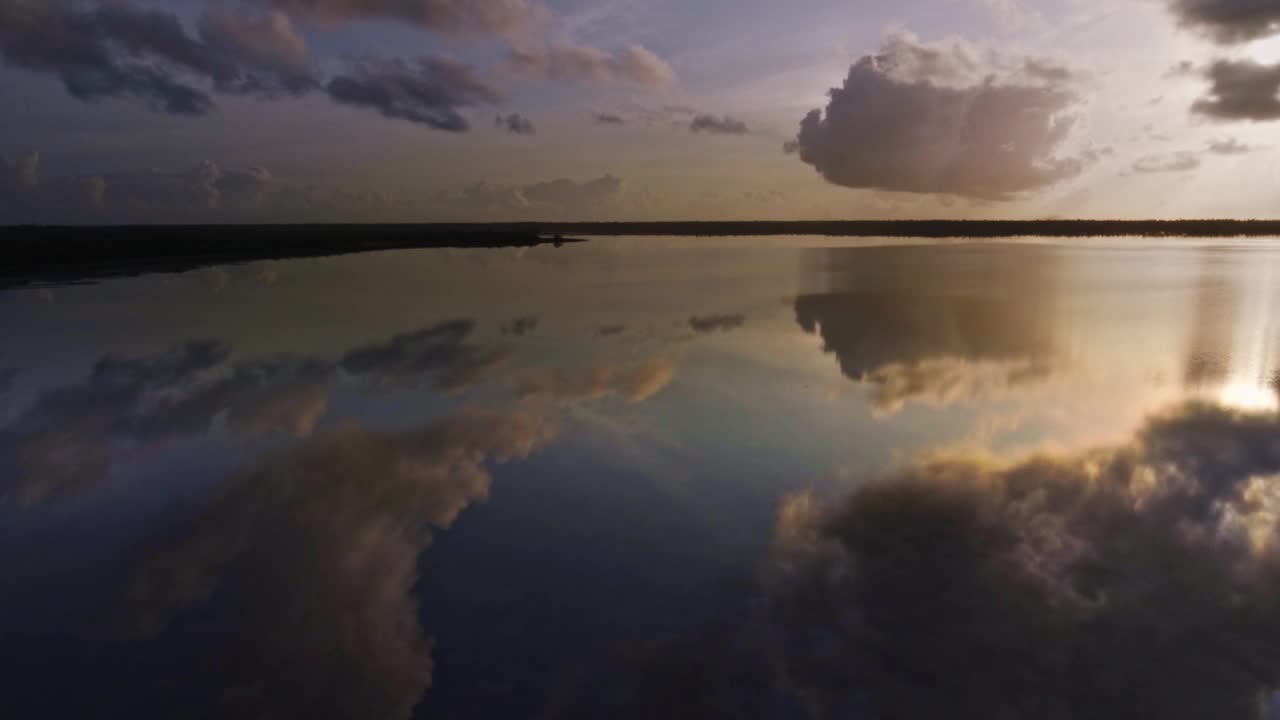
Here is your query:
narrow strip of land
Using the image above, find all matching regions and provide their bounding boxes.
[520,220,1280,237]
[4,220,1280,287]
[0,224,576,287]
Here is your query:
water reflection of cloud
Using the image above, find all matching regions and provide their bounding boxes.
[516,359,675,404]
[340,319,508,390]
[128,408,558,720]
[564,401,1280,718]
[0,320,514,507]
[793,246,1061,414]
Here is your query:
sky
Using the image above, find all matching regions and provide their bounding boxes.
[1,0,1279,223]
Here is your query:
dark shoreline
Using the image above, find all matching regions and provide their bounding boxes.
[0,225,579,287]
[4,220,1280,287]
[519,219,1280,238]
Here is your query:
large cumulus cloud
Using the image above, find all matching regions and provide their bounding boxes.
[787,34,1093,200]
[564,401,1280,717]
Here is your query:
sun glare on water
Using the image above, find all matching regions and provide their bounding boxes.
[1218,379,1279,412]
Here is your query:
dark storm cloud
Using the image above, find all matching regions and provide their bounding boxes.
[688,314,745,334]
[260,0,540,36]
[1133,151,1203,173]
[0,0,321,114]
[1168,0,1280,44]
[1208,137,1256,154]
[593,112,626,125]
[327,55,503,131]
[689,114,749,135]
[129,408,557,720]
[340,320,508,390]
[788,34,1092,200]
[566,401,1280,718]
[1191,59,1280,121]
[495,111,535,135]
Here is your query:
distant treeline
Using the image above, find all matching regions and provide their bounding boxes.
[4,219,1280,287]
[518,219,1280,238]
[0,224,575,287]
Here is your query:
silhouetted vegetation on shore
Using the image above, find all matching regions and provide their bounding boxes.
[0,224,577,287]
[4,220,1280,287]
[522,219,1280,238]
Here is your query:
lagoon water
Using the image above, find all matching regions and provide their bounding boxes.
[5,236,1280,718]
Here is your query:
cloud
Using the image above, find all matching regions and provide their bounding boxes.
[1190,59,1280,122]
[522,174,623,208]
[567,401,1280,717]
[516,359,675,403]
[1133,151,1203,173]
[260,0,541,36]
[495,112,535,135]
[0,157,287,223]
[340,320,508,390]
[788,33,1092,200]
[128,407,557,719]
[1207,137,1256,154]
[507,43,675,87]
[1168,0,1280,44]
[327,55,503,131]
[0,0,215,114]
[432,174,627,220]
[197,6,318,96]
[688,314,745,334]
[593,112,626,125]
[689,114,749,135]
[0,0,321,114]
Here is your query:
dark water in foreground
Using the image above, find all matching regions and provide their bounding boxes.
[5,236,1280,718]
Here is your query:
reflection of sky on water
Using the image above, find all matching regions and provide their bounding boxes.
[5,238,1280,716]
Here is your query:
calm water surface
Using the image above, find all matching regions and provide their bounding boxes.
[5,236,1280,718]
